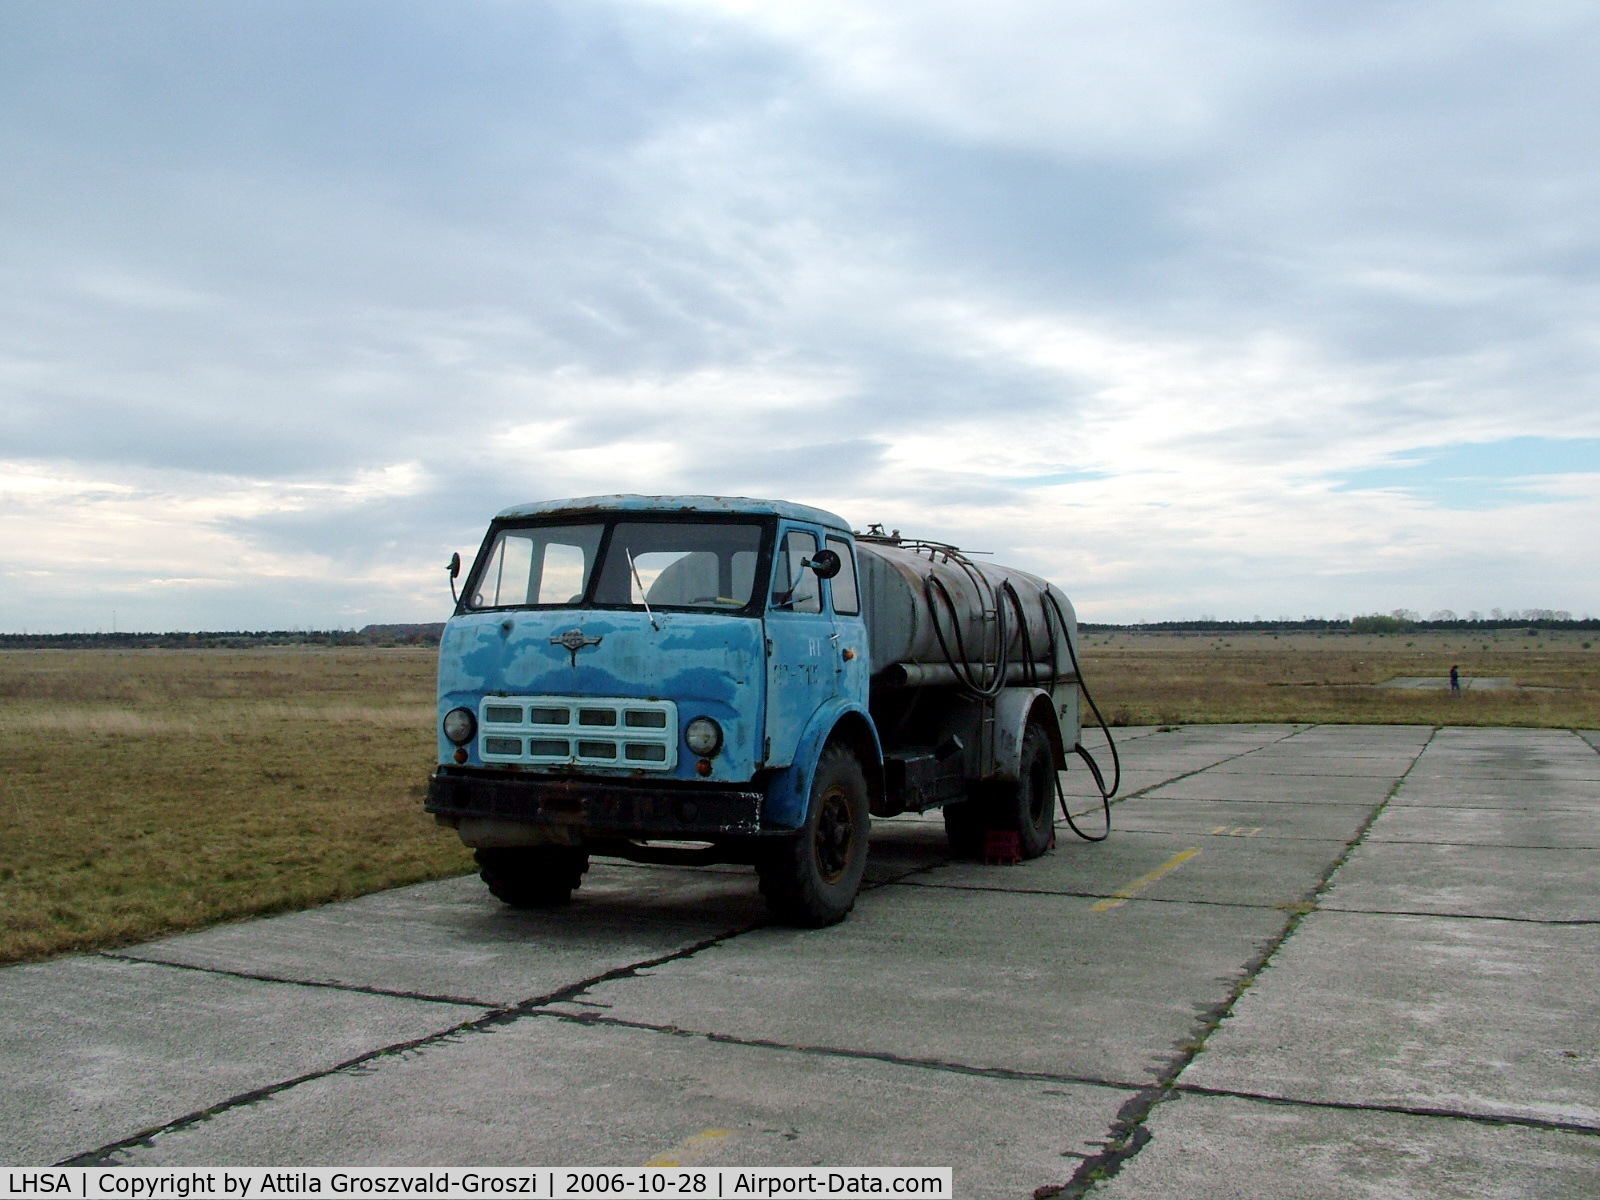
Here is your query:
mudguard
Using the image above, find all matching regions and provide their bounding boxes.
[761,696,883,830]
[991,686,1067,781]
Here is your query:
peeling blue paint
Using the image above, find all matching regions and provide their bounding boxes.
[435,501,875,834]
[438,607,766,782]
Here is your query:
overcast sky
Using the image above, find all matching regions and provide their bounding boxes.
[3,0,1598,631]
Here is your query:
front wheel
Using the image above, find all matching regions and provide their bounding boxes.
[474,845,590,908]
[757,744,871,927]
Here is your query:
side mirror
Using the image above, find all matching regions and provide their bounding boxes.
[447,552,462,605]
[804,549,842,580]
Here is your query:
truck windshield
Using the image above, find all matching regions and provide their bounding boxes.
[466,520,765,612]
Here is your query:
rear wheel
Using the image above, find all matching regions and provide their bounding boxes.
[949,720,1058,861]
[1003,721,1059,859]
[758,744,871,927]
[474,845,590,908]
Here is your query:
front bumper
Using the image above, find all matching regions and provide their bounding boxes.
[425,767,767,838]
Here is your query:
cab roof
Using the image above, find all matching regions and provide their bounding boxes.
[494,494,852,532]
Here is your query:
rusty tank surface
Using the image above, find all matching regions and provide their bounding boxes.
[855,535,1078,690]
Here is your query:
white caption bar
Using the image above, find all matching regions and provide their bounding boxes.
[4,1170,953,1200]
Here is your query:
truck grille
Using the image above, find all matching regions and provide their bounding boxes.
[476,696,678,771]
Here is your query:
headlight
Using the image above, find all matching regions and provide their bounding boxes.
[443,707,477,745]
[685,716,723,758]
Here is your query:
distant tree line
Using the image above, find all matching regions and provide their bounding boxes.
[1082,612,1597,634]
[0,623,447,650]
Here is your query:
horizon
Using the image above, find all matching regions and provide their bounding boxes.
[6,609,1596,640]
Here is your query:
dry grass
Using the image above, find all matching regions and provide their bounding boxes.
[3,633,1596,964]
[0,648,470,965]
[1077,629,1600,728]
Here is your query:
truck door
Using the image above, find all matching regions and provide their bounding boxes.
[763,524,838,768]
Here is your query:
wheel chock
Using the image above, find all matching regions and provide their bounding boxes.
[984,830,1023,865]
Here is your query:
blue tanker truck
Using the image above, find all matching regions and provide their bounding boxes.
[425,495,1114,925]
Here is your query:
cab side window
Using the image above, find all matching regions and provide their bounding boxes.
[826,536,859,615]
[771,530,822,613]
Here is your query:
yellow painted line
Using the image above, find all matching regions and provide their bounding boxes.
[1092,848,1201,911]
[644,1128,732,1167]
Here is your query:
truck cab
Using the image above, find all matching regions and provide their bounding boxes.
[426,495,878,925]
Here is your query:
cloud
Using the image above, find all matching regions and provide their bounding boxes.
[2,0,1599,628]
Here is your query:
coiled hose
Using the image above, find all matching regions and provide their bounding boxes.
[1044,589,1119,841]
[916,541,1118,842]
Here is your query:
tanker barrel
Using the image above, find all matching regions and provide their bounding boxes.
[855,540,1078,684]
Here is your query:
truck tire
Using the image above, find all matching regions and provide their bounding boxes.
[955,721,1057,860]
[474,846,590,908]
[1005,720,1059,859]
[757,744,871,927]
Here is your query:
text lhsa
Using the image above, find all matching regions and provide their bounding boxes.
[9,1178,73,1195]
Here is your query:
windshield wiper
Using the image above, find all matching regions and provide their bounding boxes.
[625,547,661,631]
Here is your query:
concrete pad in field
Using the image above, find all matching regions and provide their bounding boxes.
[1183,910,1600,1127]
[120,869,767,1006]
[1087,728,1299,763]
[1134,746,1310,768]
[1579,730,1600,753]
[1204,755,1417,778]
[1365,803,1600,849]
[1110,740,1284,765]
[1419,738,1594,760]
[1379,675,1515,690]
[0,955,484,1166]
[1407,765,1600,784]
[909,828,1342,909]
[1278,725,1433,743]
[1110,796,1377,843]
[110,1015,1132,1198]
[1099,725,1162,742]
[1142,771,1398,805]
[1093,1092,1600,1200]
[556,883,1287,1084]
[1431,726,1588,748]
[1388,777,1600,810]
[1059,768,1176,798]
[1406,734,1600,781]
[1321,841,1600,921]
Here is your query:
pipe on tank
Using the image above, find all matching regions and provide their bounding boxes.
[878,661,1076,689]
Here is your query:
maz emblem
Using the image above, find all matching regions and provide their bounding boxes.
[551,627,603,667]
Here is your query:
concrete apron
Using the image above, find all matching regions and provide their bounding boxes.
[2,726,1596,1199]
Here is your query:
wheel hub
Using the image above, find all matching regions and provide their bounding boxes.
[814,786,854,882]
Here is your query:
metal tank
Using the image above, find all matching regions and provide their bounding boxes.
[855,537,1079,689]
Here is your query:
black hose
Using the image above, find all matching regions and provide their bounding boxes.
[924,562,1008,700]
[1001,581,1038,685]
[1043,589,1119,842]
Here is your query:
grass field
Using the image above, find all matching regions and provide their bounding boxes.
[0,648,471,965]
[2,632,1596,964]
[1079,628,1600,729]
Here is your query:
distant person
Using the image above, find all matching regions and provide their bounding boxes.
[1450,665,1461,695]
